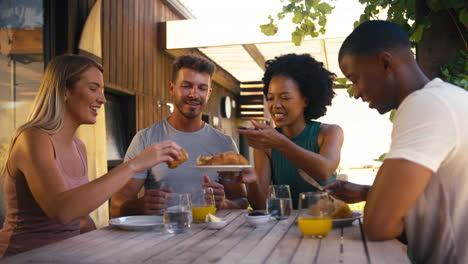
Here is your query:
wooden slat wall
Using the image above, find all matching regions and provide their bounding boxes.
[102,0,240,138]
[238,82,265,119]
[103,0,180,131]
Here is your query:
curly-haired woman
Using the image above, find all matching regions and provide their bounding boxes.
[238,53,344,209]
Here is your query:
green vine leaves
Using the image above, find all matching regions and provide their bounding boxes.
[261,0,467,47]
[261,0,467,90]
[353,0,466,45]
[440,50,468,91]
[260,0,335,46]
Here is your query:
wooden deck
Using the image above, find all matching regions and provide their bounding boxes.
[0,210,410,263]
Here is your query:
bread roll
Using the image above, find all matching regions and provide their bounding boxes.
[196,151,249,166]
[331,199,353,219]
[168,148,189,169]
[307,198,353,219]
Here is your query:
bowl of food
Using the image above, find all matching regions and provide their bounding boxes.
[245,211,272,227]
[207,220,227,229]
[205,214,227,230]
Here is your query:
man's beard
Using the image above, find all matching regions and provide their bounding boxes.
[175,100,202,119]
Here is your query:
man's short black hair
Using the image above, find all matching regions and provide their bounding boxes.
[262,53,336,120]
[172,54,216,81]
[339,20,411,61]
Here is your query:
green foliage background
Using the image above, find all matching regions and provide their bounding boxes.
[260,0,335,46]
[261,0,468,89]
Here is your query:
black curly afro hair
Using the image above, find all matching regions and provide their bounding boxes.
[262,53,336,120]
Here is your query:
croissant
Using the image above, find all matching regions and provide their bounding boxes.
[307,198,353,219]
[196,151,249,166]
[331,199,353,219]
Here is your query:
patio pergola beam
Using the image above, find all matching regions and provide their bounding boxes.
[242,44,266,71]
[320,39,329,70]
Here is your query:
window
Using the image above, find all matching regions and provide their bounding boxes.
[105,93,134,169]
[0,0,44,169]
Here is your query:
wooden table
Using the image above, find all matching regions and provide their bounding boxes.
[0,210,410,264]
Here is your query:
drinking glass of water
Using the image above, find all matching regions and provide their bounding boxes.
[266,185,292,220]
[164,193,192,234]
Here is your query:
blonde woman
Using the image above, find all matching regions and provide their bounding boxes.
[0,54,183,257]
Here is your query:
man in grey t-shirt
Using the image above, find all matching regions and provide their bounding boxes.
[110,55,254,217]
[123,118,238,194]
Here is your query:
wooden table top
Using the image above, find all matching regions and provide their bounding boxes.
[0,210,410,264]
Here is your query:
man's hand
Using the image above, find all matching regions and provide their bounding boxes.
[201,175,226,210]
[218,167,257,184]
[138,189,172,215]
[323,180,370,204]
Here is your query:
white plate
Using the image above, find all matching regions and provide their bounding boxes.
[109,215,164,231]
[332,212,362,228]
[190,165,253,172]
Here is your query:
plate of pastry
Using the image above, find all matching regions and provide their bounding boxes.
[190,151,252,172]
[333,211,363,227]
[329,199,363,227]
[190,165,253,172]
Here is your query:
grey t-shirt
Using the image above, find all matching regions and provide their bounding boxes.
[124,119,238,193]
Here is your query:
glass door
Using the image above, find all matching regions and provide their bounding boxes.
[0,0,45,167]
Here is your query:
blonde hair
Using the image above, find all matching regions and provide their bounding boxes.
[1,54,103,175]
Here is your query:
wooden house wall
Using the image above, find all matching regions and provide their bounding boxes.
[207,82,239,146]
[101,0,240,141]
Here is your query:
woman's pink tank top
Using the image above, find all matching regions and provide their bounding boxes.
[0,134,89,257]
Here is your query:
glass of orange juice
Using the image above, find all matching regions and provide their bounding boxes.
[191,188,216,223]
[298,192,333,238]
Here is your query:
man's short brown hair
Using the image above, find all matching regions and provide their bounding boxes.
[172,55,216,81]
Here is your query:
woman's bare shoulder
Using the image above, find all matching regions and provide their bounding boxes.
[318,123,344,146]
[14,127,53,156]
[319,123,343,137]
[9,128,55,172]
[17,127,50,145]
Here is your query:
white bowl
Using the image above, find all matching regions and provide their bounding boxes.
[245,213,272,227]
[207,220,227,229]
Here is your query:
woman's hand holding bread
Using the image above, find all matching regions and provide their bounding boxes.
[130,140,185,173]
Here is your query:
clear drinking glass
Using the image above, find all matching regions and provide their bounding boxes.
[164,193,192,234]
[298,192,333,238]
[191,188,216,223]
[266,185,292,220]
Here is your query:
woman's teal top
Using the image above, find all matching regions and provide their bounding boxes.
[271,120,336,209]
